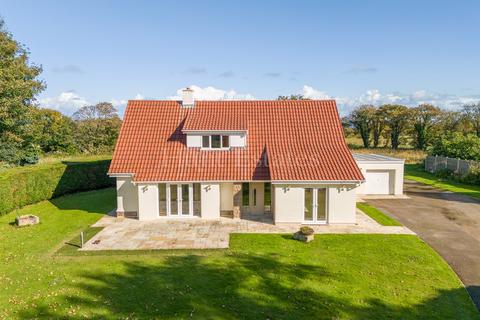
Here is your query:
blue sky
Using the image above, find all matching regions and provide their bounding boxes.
[1,0,479,116]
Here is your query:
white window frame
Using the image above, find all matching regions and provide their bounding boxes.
[201,135,230,150]
[303,188,328,225]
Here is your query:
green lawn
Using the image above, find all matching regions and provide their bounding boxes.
[405,164,480,200]
[357,202,402,226]
[0,189,478,319]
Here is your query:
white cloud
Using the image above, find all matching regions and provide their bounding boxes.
[39,91,145,116]
[39,91,90,114]
[300,85,480,115]
[301,85,331,100]
[168,85,255,100]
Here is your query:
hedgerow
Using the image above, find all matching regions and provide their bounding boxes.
[0,160,114,215]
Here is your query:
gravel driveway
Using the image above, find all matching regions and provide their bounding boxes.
[366,180,480,310]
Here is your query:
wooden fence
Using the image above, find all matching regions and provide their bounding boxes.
[425,155,479,176]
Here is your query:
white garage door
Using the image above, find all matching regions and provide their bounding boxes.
[365,171,390,195]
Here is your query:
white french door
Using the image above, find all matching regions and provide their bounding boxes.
[167,184,193,216]
[304,188,327,224]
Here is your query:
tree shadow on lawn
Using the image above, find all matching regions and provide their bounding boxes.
[48,188,115,215]
[19,253,479,319]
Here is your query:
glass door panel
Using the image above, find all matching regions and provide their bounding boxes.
[316,188,326,222]
[170,184,178,215]
[181,184,190,215]
[304,188,313,221]
[193,183,201,217]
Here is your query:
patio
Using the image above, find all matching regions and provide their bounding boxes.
[81,210,414,250]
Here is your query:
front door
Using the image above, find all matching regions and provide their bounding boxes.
[169,184,192,216]
[304,188,327,224]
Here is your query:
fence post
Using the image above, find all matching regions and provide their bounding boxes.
[80,231,84,248]
[434,155,437,172]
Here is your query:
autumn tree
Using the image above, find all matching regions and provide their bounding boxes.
[73,102,122,153]
[29,108,76,154]
[277,94,309,100]
[379,104,410,150]
[410,104,441,150]
[462,103,480,137]
[370,108,385,148]
[0,18,45,164]
[348,105,376,148]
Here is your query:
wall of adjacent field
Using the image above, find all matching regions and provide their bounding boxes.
[0,160,114,215]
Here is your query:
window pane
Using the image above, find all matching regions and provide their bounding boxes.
[317,188,326,221]
[211,135,221,148]
[264,183,271,206]
[202,136,210,148]
[159,184,167,216]
[170,185,178,215]
[222,135,229,148]
[181,184,189,215]
[304,188,313,221]
[253,189,257,206]
[193,183,201,216]
[242,183,249,206]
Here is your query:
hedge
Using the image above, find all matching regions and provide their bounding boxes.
[0,160,114,215]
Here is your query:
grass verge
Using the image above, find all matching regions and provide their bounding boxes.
[357,202,402,226]
[405,164,480,200]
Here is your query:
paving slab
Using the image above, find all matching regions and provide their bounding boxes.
[81,211,414,252]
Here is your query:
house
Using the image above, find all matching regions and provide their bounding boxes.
[109,88,384,224]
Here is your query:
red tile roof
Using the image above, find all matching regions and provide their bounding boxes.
[109,100,364,182]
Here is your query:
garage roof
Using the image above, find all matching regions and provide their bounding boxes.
[353,153,404,162]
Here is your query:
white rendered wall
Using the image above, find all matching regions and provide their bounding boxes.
[220,182,233,211]
[116,177,138,213]
[249,182,264,214]
[273,184,357,224]
[355,162,404,195]
[137,183,159,220]
[201,183,220,219]
[327,186,357,223]
[186,135,202,147]
[273,185,304,223]
[230,133,246,147]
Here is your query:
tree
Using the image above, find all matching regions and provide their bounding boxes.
[73,102,122,153]
[0,18,45,164]
[462,103,480,137]
[348,105,376,148]
[410,104,441,150]
[371,108,385,148]
[277,94,309,100]
[379,104,410,150]
[30,108,77,154]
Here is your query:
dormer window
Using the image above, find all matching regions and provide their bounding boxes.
[222,135,229,148]
[186,131,245,149]
[201,135,230,149]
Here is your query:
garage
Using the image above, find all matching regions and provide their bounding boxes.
[353,154,405,196]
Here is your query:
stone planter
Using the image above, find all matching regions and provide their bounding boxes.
[293,231,314,242]
[15,215,40,227]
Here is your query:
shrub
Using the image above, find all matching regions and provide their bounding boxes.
[300,226,314,235]
[459,165,480,185]
[0,160,114,215]
[434,168,454,180]
[429,133,480,161]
